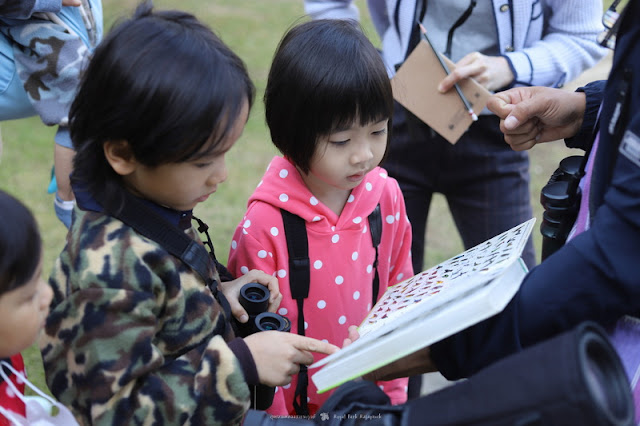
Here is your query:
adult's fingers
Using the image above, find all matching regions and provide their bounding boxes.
[487,93,514,120]
[438,61,482,93]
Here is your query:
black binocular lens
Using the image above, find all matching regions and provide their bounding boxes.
[255,312,292,333]
[240,283,270,315]
[540,155,585,261]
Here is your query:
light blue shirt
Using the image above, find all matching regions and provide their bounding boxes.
[305,0,607,88]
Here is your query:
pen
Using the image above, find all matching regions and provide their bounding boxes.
[418,22,478,122]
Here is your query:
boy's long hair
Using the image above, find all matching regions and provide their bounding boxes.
[0,190,41,295]
[264,19,394,174]
[70,1,255,214]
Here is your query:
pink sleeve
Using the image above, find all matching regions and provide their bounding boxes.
[227,202,289,285]
[379,377,409,405]
[228,219,278,280]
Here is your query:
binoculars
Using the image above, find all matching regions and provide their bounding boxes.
[235,282,291,337]
[539,155,584,261]
[235,283,291,410]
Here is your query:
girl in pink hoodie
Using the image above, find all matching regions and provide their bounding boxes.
[228,19,413,417]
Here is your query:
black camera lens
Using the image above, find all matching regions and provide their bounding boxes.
[255,312,291,333]
[240,283,270,315]
[579,330,634,425]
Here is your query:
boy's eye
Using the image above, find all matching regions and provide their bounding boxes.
[194,162,212,168]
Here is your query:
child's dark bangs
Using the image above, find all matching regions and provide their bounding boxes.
[181,101,243,162]
[324,68,392,133]
[156,54,252,164]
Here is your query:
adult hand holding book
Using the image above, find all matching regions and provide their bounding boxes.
[341,326,436,381]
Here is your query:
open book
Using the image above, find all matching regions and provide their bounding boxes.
[310,218,536,394]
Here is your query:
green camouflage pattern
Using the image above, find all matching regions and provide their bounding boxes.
[40,208,250,425]
[0,0,101,128]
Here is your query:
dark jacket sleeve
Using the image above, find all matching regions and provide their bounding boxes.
[565,80,607,150]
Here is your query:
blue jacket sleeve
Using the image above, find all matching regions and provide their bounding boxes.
[0,0,60,18]
[565,80,606,150]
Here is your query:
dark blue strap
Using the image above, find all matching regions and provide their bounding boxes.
[368,204,382,305]
[113,190,232,320]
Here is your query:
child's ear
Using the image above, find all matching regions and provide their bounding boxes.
[104,140,136,176]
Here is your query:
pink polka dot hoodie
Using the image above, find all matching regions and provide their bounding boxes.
[228,156,413,415]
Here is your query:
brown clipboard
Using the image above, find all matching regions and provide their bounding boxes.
[391,40,492,144]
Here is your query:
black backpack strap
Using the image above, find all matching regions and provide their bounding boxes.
[111,191,232,318]
[280,209,310,416]
[280,204,382,415]
[368,204,382,305]
[280,209,311,301]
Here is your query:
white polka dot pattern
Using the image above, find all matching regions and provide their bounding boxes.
[225,158,413,414]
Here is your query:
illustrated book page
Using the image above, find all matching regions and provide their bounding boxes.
[310,217,536,393]
[391,39,492,144]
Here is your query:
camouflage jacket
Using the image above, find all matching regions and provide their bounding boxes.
[40,207,251,425]
[0,0,102,145]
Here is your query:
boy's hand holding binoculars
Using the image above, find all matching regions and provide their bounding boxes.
[221,269,282,324]
[223,276,339,388]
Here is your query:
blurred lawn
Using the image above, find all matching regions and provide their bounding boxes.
[0,0,615,397]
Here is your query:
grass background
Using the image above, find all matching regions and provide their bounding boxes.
[0,0,617,397]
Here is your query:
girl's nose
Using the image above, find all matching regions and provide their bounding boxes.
[351,142,374,164]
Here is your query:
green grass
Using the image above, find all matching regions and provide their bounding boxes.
[0,0,615,398]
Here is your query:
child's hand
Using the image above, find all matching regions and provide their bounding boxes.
[221,269,282,323]
[342,325,360,348]
[62,0,82,6]
[244,332,339,386]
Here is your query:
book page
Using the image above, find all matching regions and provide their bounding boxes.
[358,217,535,335]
